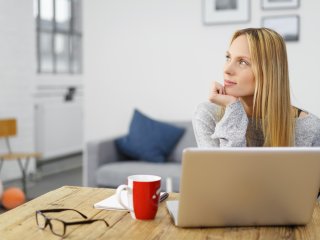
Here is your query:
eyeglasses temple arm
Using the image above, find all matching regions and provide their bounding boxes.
[65,219,109,227]
[37,208,88,218]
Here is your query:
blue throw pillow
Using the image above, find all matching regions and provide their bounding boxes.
[115,109,185,163]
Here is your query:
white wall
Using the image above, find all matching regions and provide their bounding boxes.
[0,0,36,181]
[84,0,320,143]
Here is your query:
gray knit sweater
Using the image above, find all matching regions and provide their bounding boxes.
[192,101,320,147]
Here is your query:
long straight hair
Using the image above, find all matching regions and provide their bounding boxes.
[227,28,295,146]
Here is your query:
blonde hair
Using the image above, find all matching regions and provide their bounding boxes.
[225,28,295,146]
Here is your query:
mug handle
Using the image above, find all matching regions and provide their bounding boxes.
[116,184,129,210]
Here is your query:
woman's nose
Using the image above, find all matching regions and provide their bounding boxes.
[224,61,235,75]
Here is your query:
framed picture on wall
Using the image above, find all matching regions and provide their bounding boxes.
[203,0,250,25]
[262,15,300,42]
[262,0,299,10]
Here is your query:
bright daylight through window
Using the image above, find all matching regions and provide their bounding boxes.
[34,0,82,74]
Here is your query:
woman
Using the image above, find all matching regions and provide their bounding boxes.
[193,28,320,147]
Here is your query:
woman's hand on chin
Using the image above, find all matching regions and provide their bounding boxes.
[209,81,238,107]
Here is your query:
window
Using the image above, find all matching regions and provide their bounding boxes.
[34,0,82,74]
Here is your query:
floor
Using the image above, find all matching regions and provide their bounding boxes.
[1,154,83,213]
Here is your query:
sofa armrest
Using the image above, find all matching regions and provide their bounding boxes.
[84,137,122,187]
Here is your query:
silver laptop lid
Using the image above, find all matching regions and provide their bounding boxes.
[177,147,320,227]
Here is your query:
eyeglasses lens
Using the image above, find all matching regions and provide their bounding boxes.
[36,213,46,229]
[50,219,65,236]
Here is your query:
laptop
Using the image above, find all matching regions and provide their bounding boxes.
[166,147,320,227]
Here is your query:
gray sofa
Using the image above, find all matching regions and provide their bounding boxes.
[85,121,196,192]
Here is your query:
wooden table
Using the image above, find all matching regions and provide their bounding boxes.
[0,186,320,239]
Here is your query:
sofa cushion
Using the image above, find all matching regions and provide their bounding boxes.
[96,161,181,192]
[115,109,185,163]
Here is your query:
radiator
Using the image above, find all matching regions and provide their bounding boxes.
[35,101,83,160]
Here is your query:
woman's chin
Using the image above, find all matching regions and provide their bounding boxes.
[225,89,239,97]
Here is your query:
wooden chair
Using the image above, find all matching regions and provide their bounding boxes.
[0,118,41,197]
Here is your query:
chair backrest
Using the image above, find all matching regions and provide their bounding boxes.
[0,119,17,138]
[0,118,17,153]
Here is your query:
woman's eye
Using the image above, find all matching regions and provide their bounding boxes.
[239,60,248,66]
[225,56,231,62]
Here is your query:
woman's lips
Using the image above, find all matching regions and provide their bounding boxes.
[224,80,237,87]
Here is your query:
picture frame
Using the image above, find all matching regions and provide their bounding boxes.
[261,0,299,10]
[203,0,250,25]
[262,15,300,42]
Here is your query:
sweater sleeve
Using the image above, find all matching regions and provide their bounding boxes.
[212,101,249,147]
[192,102,220,147]
[312,118,320,147]
[192,101,248,148]
[295,113,320,147]
[312,134,320,146]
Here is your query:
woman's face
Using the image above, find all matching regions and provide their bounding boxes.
[224,35,255,98]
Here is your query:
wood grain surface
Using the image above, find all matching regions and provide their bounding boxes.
[0,186,319,240]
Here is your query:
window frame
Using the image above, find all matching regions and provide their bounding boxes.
[35,0,82,74]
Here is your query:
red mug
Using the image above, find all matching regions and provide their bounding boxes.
[116,175,161,220]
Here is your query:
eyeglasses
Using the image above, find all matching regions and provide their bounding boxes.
[35,208,109,237]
